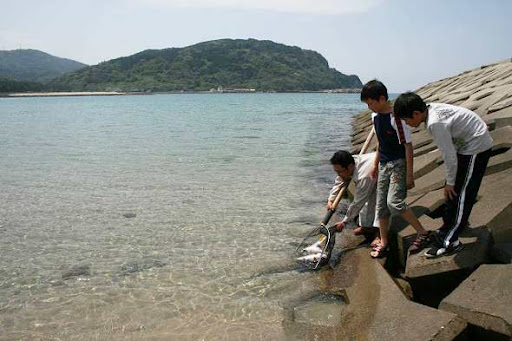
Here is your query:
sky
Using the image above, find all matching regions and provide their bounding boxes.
[1,0,510,92]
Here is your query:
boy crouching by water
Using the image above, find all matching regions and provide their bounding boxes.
[361,80,431,258]
[328,150,380,246]
[394,92,493,258]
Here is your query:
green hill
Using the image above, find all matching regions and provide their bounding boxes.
[0,76,44,93]
[50,39,362,92]
[0,49,87,83]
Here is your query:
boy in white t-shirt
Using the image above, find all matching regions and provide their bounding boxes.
[394,92,493,258]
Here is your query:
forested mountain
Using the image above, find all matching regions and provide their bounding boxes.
[50,39,362,92]
[0,76,43,93]
[0,49,87,83]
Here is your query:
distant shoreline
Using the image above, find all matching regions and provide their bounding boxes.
[2,91,127,98]
[1,89,361,98]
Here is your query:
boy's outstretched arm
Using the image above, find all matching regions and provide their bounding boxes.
[405,142,415,189]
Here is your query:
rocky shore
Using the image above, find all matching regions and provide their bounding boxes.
[293,58,512,340]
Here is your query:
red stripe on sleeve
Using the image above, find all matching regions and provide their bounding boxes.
[393,113,406,144]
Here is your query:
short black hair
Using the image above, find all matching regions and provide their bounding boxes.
[330,150,355,168]
[360,80,388,102]
[393,92,428,119]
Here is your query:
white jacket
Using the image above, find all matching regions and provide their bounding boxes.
[328,152,377,224]
[426,103,493,185]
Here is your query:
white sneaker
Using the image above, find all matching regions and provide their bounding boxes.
[424,240,463,259]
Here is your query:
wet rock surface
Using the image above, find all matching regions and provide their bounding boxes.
[62,264,91,279]
[120,260,166,275]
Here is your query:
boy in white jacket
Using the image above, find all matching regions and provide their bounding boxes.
[394,92,493,258]
[327,150,379,244]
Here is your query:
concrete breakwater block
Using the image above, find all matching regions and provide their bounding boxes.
[483,105,512,129]
[413,149,442,179]
[411,129,433,150]
[414,142,439,157]
[469,169,512,244]
[404,168,511,276]
[351,138,378,155]
[485,149,512,176]
[459,85,512,116]
[397,209,443,268]
[351,124,371,138]
[327,248,466,340]
[491,243,512,264]
[352,128,372,145]
[489,125,512,151]
[409,164,446,196]
[405,224,491,279]
[488,97,512,114]
[439,264,512,337]
[405,223,491,278]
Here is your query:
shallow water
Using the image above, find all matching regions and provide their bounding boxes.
[0,93,364,339]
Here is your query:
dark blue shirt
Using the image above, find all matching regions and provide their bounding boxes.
[373,112,406,163]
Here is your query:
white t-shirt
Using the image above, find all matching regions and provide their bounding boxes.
[426,103,493,185]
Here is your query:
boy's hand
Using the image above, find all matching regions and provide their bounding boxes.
[406,173,415,189]
[444,185,457,200]
[334,221,345,231]
[326,200,335,211]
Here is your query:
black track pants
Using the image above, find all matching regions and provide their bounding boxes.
[439,148,492,247]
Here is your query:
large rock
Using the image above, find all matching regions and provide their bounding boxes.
[439,264,512,337]
[405,192,427,206]
[411,130,433,150]
[397,197,444,267]
[489,125,512,151]
[469,169,512,243]
[413,149,442,179]
[405,224,491,279]
[414,142,439,157]
[405,168,512,278]
[352,125,372,143]
[326,248,466,340]
[409,164,446,196]
[491,243,512,264]
[483,105,512,129]
[458,84,512,116]
[485,149,512,176]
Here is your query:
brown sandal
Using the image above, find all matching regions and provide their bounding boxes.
[410,232,433,252]
[370,243,388,258]
[370,236,381,248]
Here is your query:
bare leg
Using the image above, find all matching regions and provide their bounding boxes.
[378,216,390,247]
[401,208,427,235]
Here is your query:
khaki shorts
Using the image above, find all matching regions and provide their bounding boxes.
[376,158,408,219]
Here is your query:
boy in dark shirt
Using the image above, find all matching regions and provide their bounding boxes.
[361,80,431,258]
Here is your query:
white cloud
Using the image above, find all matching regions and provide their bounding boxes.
[139,0,385,14]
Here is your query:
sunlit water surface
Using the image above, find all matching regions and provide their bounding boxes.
[0,93,364,340]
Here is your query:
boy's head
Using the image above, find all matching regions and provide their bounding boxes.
[330,151,355,181]
[393,92,428,128]
[360,80,389,113]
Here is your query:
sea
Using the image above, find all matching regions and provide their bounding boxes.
[0,93,365,340]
